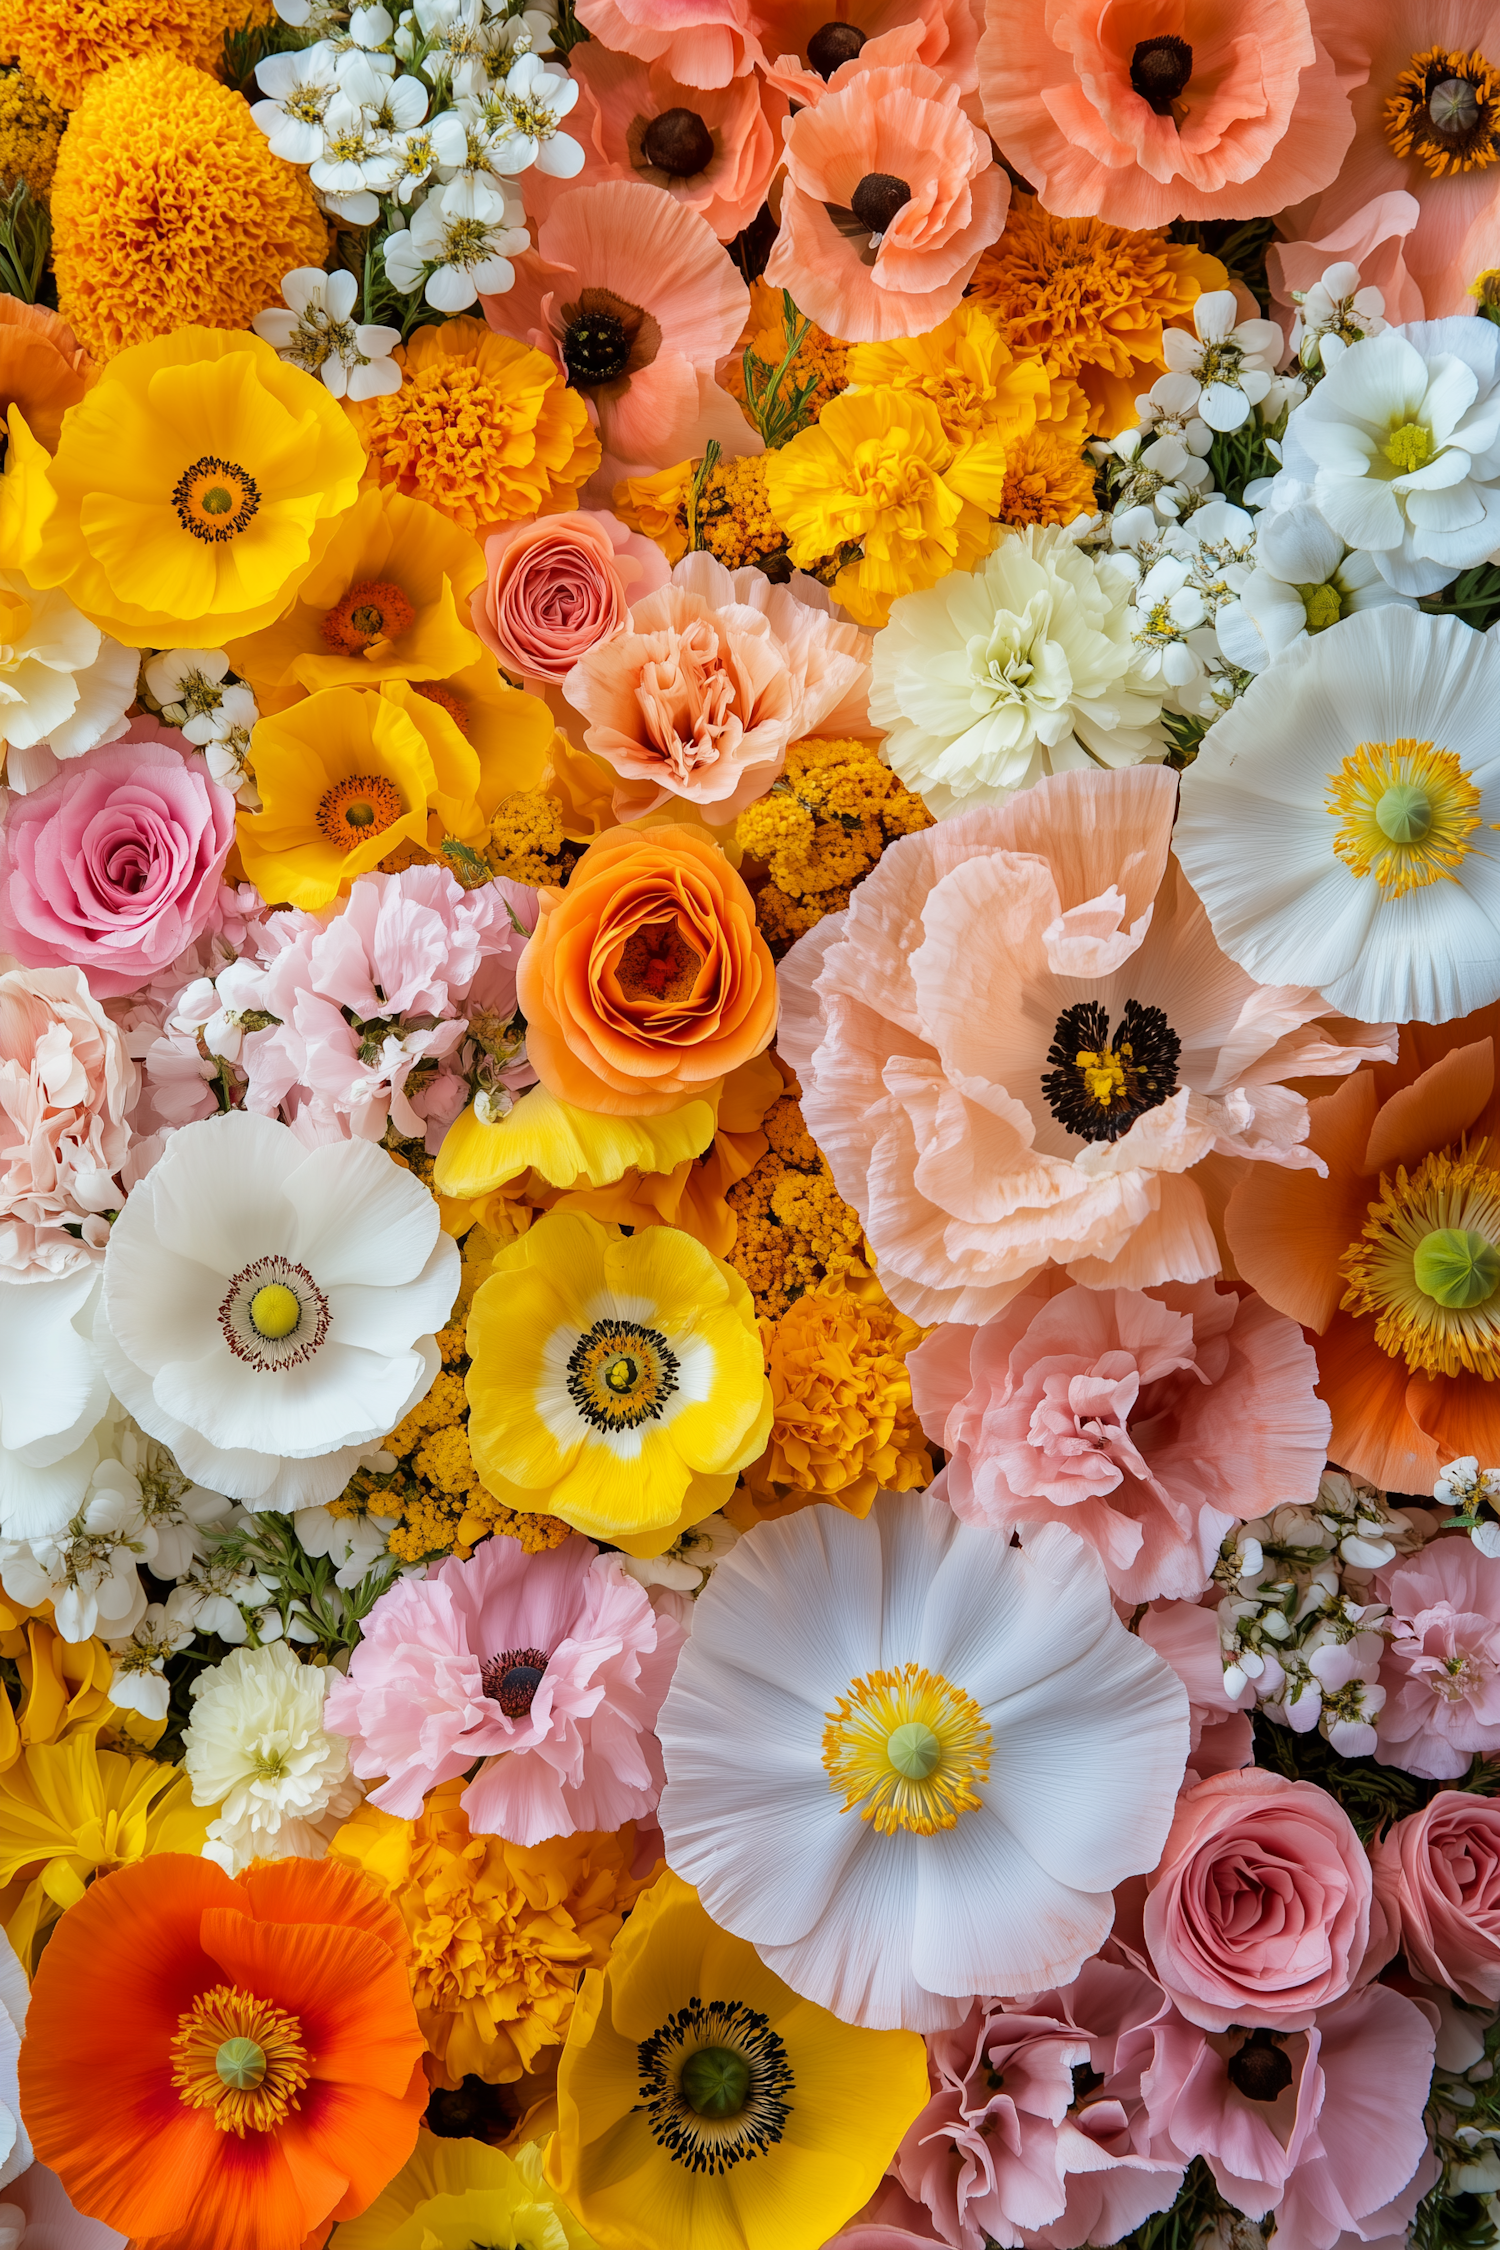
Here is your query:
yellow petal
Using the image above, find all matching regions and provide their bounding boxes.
[434,1084,718,1200]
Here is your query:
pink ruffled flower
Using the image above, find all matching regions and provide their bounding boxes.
[472,509,670,686]
[0,722,236,1001]
[0,967,138,1280]
[573,0,762,88]
[324,1532,685,1847]
[564,553,872,821]
[1266,188,1428,338]
[1142,1769,1373,2033]
[909,1278,1329,1603]
[892,1960,1191,2250]
[1138,1600,1256,1780]
[1371,1791,1500,2005]
[1372,1537,1500,1780]
[751,0,982,111]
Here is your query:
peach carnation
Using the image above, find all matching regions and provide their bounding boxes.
[751,0,982,110]
[0,300,94,454]
[765,58,1007,343]
[0,965,138,1281]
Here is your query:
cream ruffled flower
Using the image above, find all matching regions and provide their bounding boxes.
[0,570,137,792]
[183,1639,363,1874]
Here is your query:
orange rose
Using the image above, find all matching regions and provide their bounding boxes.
[516,824,778,1115]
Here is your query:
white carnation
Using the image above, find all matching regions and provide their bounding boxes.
[183,1641,362,1875]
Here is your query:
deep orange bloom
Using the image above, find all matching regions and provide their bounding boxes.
[0,299,95,452]
[19,1853,427,2250]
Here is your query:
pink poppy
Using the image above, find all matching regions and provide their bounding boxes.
[323,1532,684,1847]
[976,0,1362,231]
[0,967,138,1281]
[472,509,670,688]
[1372,1536,1500,1780]
[765,58,1007,343]
[1138,1600,1256,1779]
[777,765,1395,1327]
[751,0,982,110]
[1266,188,1428,336]
[1371,1791,1500,2004]
[481,181,759,480]
[909,1277,1329,1603]
[573,0,762,88]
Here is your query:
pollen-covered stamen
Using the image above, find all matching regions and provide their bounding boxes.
[480,1644,549,1715]
[1326,736,1488,898]
[411,679,472,737]
[822,1662,992,1836]
[1041,997,1181,1144]
[566,1317,681,1431]
[1339,1139,1500,1380]
[172,456,261,544]
[171,1985,309,2136]
[321,578,417,655]
[218,1254,330,1372]
[636,1996,795,2174]
[1385,44,1499,175]
[317,773,406,849]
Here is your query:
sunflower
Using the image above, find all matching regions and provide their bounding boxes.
[465,1210,771,1556]
[543,1869,927,2250]
[26,328,365,648]
[334,2128,599,2250]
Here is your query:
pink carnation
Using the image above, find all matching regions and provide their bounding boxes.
[1370,1536,1500,1780]
[1371,1792,1500,2006]
[0,722,235,1000]
[1142,1768,1373,2033]
[909,1279,1329,1603]
[0,966,138,1280]
[473,509,670,687]
[323,1532,684,1846]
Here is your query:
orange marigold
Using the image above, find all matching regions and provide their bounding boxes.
[0,0,267,108]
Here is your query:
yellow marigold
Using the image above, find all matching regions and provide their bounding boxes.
[0,0,257,108]
[1001,422,1100,530]
[0,67,64,197]
[49,58,327,360]
[726,1091,869,1321]
[330,1780,651,2089]
[968,195,1227,440]
[611,459,693,565]
[846,303,1051,462]
[347,317,599,540]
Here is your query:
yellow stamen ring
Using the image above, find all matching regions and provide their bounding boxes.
[822,1662,992,1836]
[317,773,406,849]
[1339,1139,1500,1379]
[170,1985,309,2137]
[1326,737,1487,898]
[172,456,261,545]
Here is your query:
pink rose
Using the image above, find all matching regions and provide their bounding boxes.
[0,966,138,1279]
[472,509,670,685]
[1371,1791,1500,2005]
[1142,1769,1372,2032]
[1372,1536,1500,1780]
[0,721,236,1000]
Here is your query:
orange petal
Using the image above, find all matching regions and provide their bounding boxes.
[1405,1370,1500,1483]
[1364,1039,1495,1177]
[130,2125,311,2250]
[1315,1310,1438,1494]
[1225,1070,1378,1332]
[277,2070,427,2227]
[198,1911,423,2098]
[240,1855,412,1965]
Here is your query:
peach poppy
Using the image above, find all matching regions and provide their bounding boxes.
[751,0,983,110]
[18,1853,427,2250]
[777,765,1395,1326]
[515,823,778,1116]
[481,180,758,480]
[0,299,96,454]
[1225,1005,1500,1494]
[1278,1,1500,317]
[976,0,1362,232]
[764,58,1007,343]
[1266,189,1428,336]
[573,0,763,88]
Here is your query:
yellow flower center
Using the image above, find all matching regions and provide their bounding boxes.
[1297,581,1343,633]
[172,455,261,545]
[170,1985,309,2137]
[1326,738,1486,897]
[566,1317,680,1432]
[1339,1140,1500,1379]
[249,1282,301,1339]
[1383,420,1433,472]
[1385,45,1498,176]
[822,1662,992,1836]
[316,773,406,849]
[1075,1046,1129,1109]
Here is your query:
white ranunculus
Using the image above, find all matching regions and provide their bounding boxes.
[183,1641,363,1873]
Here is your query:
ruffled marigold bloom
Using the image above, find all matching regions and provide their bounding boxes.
[1000,410,1101,529]
[331,1780,650,2090]
[334,2129,598,2250]
[18,1853,428,2250]
[846,303,1053,457]
[0,0,257,108]
[977,0,1360,232]
[50,59,327,361]
[0,298,93,455]
[346,318,598,543]
[0,68,65,200]
[765,60,1008,345]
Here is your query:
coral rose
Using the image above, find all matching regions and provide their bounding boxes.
[910,1278,1330,1603]
[0,966,138,1281]
[1142,1768,1373,2032]
[765,59,1007,343]
[0,299,95,453]
[472,508,669,685]
[515,824,778,1115]
[977,0,1361,231]
[0,720,235,999]
[1371,1791,1500,2004]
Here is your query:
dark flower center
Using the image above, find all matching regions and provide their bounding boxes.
[806,18,866,76]
[1227,2028,1294,2103]
[638,1997,794,2172]
[1070,2061,1105,2107]
[480,1646,549,1716]
[563,310,631,385]
[850,171,911,234]
[642,105,715,175]
[1041,997,1181,1144]
[1130,35,1193,112]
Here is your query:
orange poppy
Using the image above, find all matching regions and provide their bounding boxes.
[18,1852,427,2250]
[0,298,95,453]
[1226,1004,1500,1494]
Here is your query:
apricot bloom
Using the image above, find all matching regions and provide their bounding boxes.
[572,0,762,88]
[765,59,1007,343]
[0,299,94,454]
[473,508,669,685]
[778,765,1394,1326]
[516,824,778,1116]
[1266,188,1428,337]
[977,0,1361,231]
[751,0,982,110]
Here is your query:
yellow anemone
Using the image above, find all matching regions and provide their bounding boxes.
[332,2127,600,2250]
[26,328,365,646]
[465,1211,771,1555]
[545,1870,927,2250]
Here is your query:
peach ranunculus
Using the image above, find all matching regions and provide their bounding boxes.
[751,0,983,110]
[777,764,1396,1328]
[563,553,872,822]
[472,509,670,686]
[573,0,763,88]
[514,823,778,1115]
[909,1277,1331,1603]
[976,0,1362,232]
[1371,1792,1500,2006]
[0,965,138,1281]
[0,300,96,454]
[1266,188,1428,338]
[1142,1768,1374,2032]
[763,59,1008,344]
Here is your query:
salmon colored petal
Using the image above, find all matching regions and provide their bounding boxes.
[1363,1039,1496,1177]
[1405,1370,1500,1484]
[1315,1309,1437,1492]
[239,1854,411,1964]
[1225,1070,1379,1332]
[197,1912,422,2096]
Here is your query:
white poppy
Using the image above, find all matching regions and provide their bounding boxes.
[1214,502,1416,674]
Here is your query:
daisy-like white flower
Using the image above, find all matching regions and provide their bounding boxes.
[294,1498,401,1586]
[336,48,427,133]
[0,1471,151,1642]
[310,91,405,201]
[415,0,503,99]
[1160,289,1285,434]
[97,1110,459,1509]
[0,570,137,793]
[1094,423,1213,524]
[383,174,528,310]
[1128,498,1257,712]
[658,1493,1190,2031]
[488,50,583,176]
[1175,605,1500,1025]
[1214,502,1417,674]
[617,1510,739,1595]
[183,1640,364,1873]
[105,1600,195,1722]
[165,1547,281,1644]
[1279,319,1500,595]
[251,43,341,163]
[252,265,403,402]
[1291,258,1388,374]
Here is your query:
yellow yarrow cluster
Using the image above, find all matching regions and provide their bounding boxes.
[729,277,850,443]
[487,789,577,887]
[726,1092,868,1322]
[736,735,933,951]
[0,67,64,197]
[613,451,793,574]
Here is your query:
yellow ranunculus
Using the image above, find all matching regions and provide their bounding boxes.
[332,2127,600,2250]
[545,1871,928,2250]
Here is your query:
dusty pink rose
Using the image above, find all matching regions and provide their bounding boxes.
[1142,1768,1372,2032]
[573,0,761,87]
[472,509,670,685]
[1372,1537,1500,1781]
[910,1279,1329,1603]
[564,552,872,821]
[1138,1601,1256,1780]
[0,966,138,1280]
[0,721,235,1000]
[1371,1792,1500,2005]
[323,1531,684,1846]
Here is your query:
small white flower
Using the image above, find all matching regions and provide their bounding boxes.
[251,45,341,164]
[318,185,385,226]
[336,47,427,127]
[1161,289,1285,433]
[310,93,405,196]
[349,1,395,44]
[165,1546,280,1643]
[144,646,231,719]
[293,1501,400,1587]
[253,266,402,402]
[183,1641,364,1874]
[487,49,583,176]
[417,0,503,99]
[1292,259,1388,373]
[0,1476,153,1642]
[1132,369,1214,456]
[105,1602,195,1723]
[617,1511,739,1593]
[384,173,528,309]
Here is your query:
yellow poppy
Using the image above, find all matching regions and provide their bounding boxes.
[333,2127,600,2250]
[0,404,55,572]
[435,1082,719,1206]
[545,1871,928,2250]
[26,327,365,646]
[421,654,552,819]
[465,1211,770,1556]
